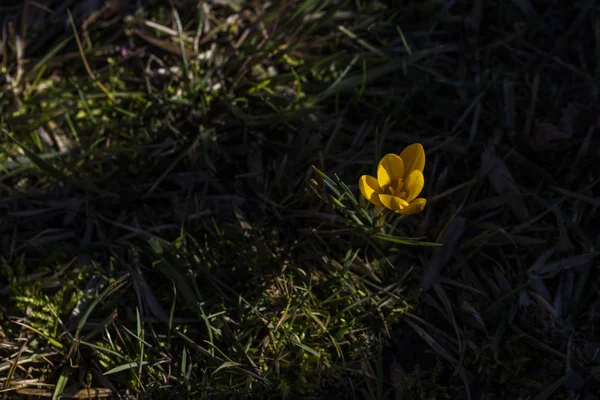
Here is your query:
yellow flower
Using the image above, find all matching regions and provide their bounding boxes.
[359,143,427,215]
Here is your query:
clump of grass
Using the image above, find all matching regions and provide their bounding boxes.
[1,1,599,399]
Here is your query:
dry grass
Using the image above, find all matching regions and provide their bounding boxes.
[0,0,599,399]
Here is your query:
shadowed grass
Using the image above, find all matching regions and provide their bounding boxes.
[1,0,599,399]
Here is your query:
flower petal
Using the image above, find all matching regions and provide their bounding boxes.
[396,198,427,215]
[377,154,404,189]
[379,194,410,212]
[404,170,424,202]
[359,175,383,206]
[399,143,425,176]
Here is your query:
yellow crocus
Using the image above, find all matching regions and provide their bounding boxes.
[359,143,427,215]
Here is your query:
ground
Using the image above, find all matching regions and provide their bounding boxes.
[0,0,599,399]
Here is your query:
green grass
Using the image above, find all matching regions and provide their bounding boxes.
[1,0,599,399]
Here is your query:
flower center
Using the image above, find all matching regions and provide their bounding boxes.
[386,178,407,198]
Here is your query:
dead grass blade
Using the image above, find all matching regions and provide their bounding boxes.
[532,372,572,400]
[421,216,467,291]
[15,386,112,399]
[480,146,529,222]
[529,253,595,278]
[403,319,457,365]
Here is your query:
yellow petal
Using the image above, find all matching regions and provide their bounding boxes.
[377,154,404,189]
[404,170,424,202]
[359,175,383,206]
[396,198,427,215]
[399,143,425,176]
[379,194,410,212]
